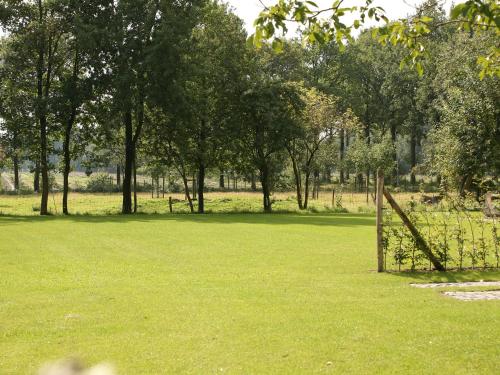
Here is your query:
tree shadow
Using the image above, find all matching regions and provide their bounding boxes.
[0,212,375,228]
[387,269,500,283]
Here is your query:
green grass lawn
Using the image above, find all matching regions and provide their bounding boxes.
[1,213,499,374]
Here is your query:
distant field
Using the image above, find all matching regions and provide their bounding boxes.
[0,213,499,374]
[0,190,421,216]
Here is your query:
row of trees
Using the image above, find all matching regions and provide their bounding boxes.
[0,0,498,215]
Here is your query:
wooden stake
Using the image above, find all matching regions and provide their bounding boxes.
[383,188,445,271]
[376,168,384,272]
[169,196,173,213]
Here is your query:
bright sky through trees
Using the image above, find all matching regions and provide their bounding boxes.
[227,0,454,34]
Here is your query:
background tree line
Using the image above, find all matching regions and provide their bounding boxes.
[0,0,498,215]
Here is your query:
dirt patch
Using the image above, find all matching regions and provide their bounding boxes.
[410,281,500,289]
[442,291,500,301]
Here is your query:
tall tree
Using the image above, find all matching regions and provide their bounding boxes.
[241,80,303,212]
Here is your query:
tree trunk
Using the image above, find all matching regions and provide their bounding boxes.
[251,172,257,191]
[36,0,49,215]
[290,155,303,210]
[314,170,320,199]
[366,171,370,204]
[376,169,384,272]
[34,161,40,193]
[339,128,345,184]
[304,172,311,209]
[410,132,417,186]
[192,173,197,200]
[133,154,137,213]
[116,164,121,187]
[62,111,77,215]
[357,173,364,193]
[62,124,71,215]
[391,124,398,185]
[219,170,225,189]
[181,174,194,213]
[459,174,473,198]
[260,164,272,212]
[62,47,79,215]
[197,164,205,214]
[122,110,133,214]
[40,115,49,215]
[345,130,350,182]
[13,156,19,191]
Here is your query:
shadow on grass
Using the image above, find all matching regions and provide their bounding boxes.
[0,212,375,228]
[387,269,500,283]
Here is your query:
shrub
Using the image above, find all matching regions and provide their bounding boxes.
[86,173,117,193]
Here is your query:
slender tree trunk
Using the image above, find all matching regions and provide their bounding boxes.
[13,156,19,191]
[192,173,197,200]
[40,116,49,215]
[357,173,364,193]
[345,130,350,182]
[366,171,370,204]
[304,172,311,209]
[391,124,398,185]
[197,164,205,214]
[36,0,49,215]
[260,163,272,212]
[181,174,194,213]
[62,110,77,215]
[459,174,472,198]
[339,128,345,184]
[314,170,320,199]
[62,124,71,214]
[116,165,121,187]
[290,157,303,210]
[410,132,417,186]
[122,110,133,214]
[251,172,257,191]
[34,161,40,193]
[62,47,80,215]
[219,170,225,189]
[133,154,137,213]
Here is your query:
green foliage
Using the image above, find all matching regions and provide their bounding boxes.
[423,31,499,190]
[252,0,499,78]
[86,173,117,193]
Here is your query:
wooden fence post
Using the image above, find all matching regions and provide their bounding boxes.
[332,188,335,208]
[169,196,173,213]
[376,168,385,272]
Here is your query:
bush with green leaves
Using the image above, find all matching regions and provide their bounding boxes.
[86,173,117,193]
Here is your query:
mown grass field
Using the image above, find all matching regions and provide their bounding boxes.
[1,212,499,374]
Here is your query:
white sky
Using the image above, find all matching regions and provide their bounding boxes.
[0,1,453,37]
[226,0,454,34]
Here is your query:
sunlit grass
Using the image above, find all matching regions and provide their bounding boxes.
[0,213,498,374]
[0,190,422,216]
